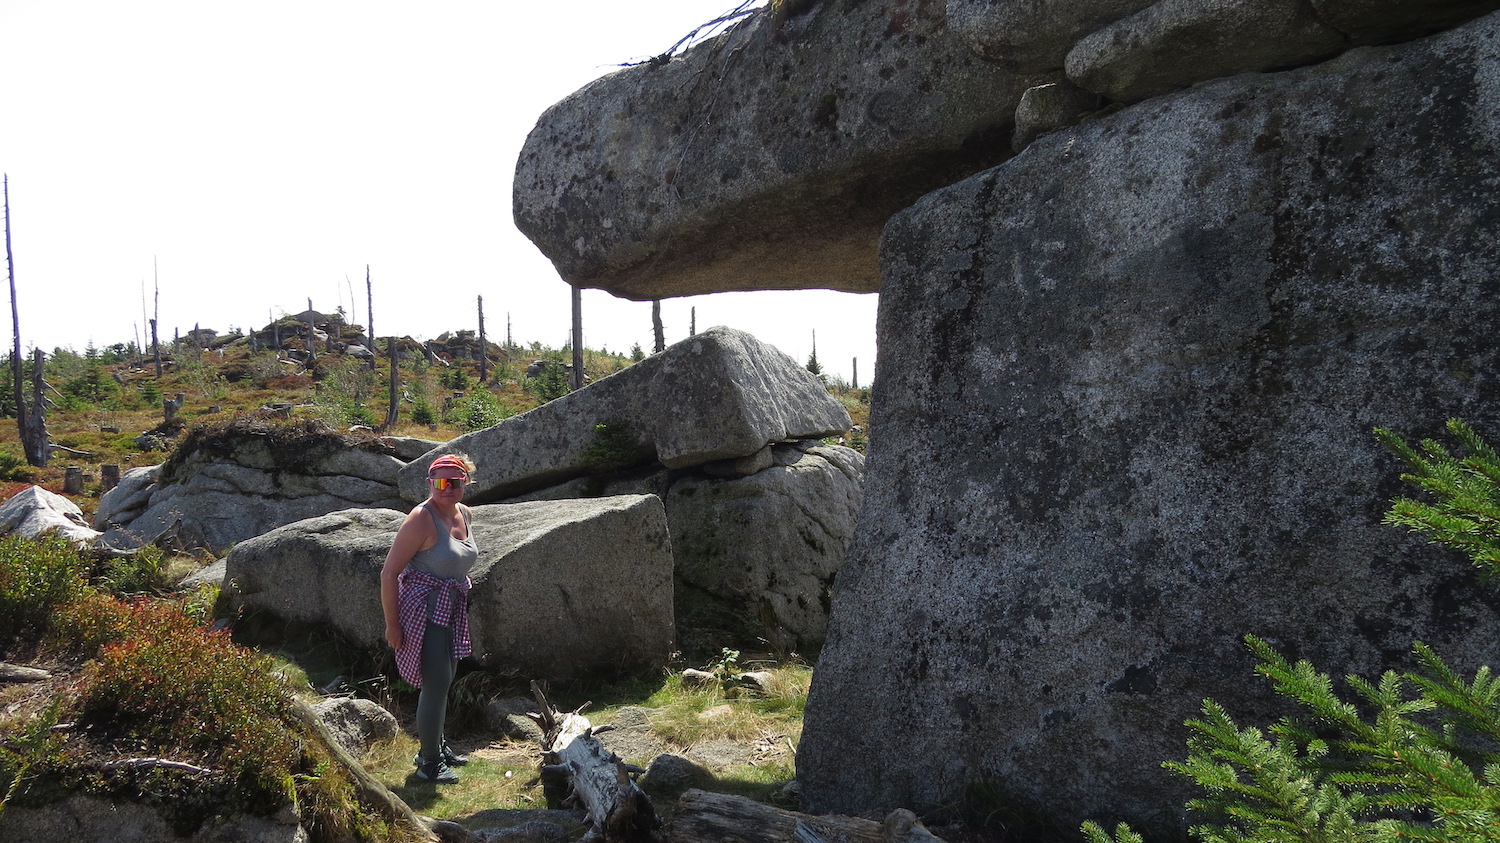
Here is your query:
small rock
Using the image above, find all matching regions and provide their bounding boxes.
[680,668,719,689]
[485,698,544,743]
[639,754,714,799]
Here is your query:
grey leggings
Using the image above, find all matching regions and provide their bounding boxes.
[416,622,457,763]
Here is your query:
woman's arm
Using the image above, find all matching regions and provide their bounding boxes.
[380,506,434,649]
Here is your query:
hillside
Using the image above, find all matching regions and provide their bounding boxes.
[0,318,870,522]
[0,319,869,839]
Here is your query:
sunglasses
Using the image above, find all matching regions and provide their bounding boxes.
[429,477,466,491]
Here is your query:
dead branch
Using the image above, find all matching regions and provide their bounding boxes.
[286,696,439,842]
[666,791,944,843]
[98,757,215,776]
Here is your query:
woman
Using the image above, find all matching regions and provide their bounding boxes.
[381,453,478,784]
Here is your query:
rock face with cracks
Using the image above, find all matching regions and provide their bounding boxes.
[797,14,1500,834]
[512,0,1049,299]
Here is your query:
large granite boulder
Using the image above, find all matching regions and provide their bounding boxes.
[949,0,1156,71]
[799,12,1500,835]
[0,485,102,548]
[400,327,851,503]
[509,441,864,653]
[94,419,407,553]
[513,0,1048,299]
[225,496,674,679]
[951,0,1500,110]
[1064,0,1345,104]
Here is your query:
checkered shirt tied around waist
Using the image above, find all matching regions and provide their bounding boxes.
[395,569,473,687]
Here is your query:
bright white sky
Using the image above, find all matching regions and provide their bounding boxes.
[0,1,879,383]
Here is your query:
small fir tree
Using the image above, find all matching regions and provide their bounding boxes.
[1084,419,1500,843]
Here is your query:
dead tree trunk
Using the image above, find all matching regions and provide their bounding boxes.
[4,174,36,465]
[365,265,376,371]
[531,681,659,843]
[25,347,49,466]
[478,295,488,383]
[152,263,162,378]
[385,336,398,430]
[571,287,584,391]
[651,301,665,353]
[306,303,317,364]
[666,790,944,843]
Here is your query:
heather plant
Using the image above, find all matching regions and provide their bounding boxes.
[71,600,299,804]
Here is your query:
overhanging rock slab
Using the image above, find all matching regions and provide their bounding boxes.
[513,0,1048,299]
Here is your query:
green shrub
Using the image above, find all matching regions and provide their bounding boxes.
[47,589,134,659]
[138,379,162,407]
[439,366,471,391]
[0,536,91,655]
[410,398,436,426]
[71,599,298,806]
[93,545,171,596]
[0,451,32,482]
[581,421,640,472]
[446,389,510,432]
[525,363,570,403]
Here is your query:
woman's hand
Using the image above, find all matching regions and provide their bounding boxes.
[385,622,404,650]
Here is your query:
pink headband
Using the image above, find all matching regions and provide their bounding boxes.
[428,455,468,476]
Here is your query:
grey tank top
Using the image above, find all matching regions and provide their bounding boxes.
[408,504,478,580]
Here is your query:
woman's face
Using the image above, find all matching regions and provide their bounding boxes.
[428,467,468,502]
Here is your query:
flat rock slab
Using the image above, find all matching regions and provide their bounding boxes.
[400,327,850,503]
[513,0,1046,299]
[226,495,674,679]
[800,13,1500,835]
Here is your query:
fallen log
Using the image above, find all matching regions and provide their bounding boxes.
[666,790,944,843]
[285,697,439,842]
[531,680,659,843]
[0,662,50,683]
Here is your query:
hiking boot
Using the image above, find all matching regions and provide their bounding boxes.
[414,758,459,784]
[440,741,468,767]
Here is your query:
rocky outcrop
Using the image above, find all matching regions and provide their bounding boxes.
[401,327,851,503]
[225,496,675,679]
[0,485,102,548]
[1064,0,1346,103]
[513,0,1048,300]
[0,794,307,842]
[798,13,1500,834]
[94,419,407,553]
[953,0,1500,107]
[510,441,864,653]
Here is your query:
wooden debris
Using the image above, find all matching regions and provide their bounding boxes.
[666,790,944,843]
[286,697,439,842]
[0,662,50,683]
[531,680,659,843]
